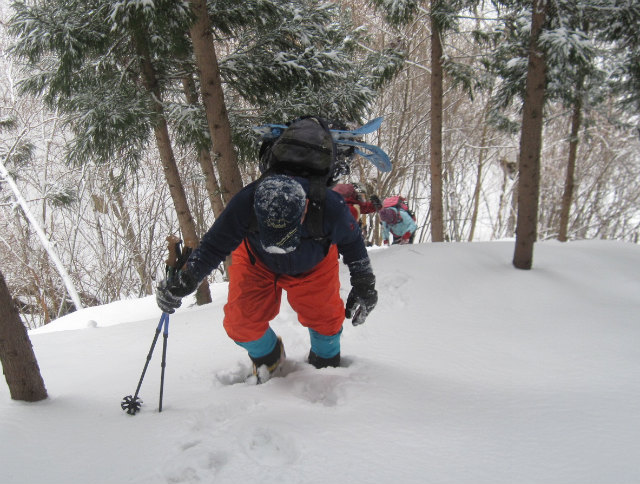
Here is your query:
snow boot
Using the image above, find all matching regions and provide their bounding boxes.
[308,350,340,369]
[251,336,286,383]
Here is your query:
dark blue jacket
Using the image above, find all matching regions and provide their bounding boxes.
[187,177,371,281]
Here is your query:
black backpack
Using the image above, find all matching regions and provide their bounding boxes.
[257,116,339,239]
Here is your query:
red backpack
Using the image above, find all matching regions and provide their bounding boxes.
[382,196,416,221]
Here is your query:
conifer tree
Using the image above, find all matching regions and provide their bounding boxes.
[488,2,603,244]
[370,0,476,242]
[8,0,402,299]
[512,0,549,270]
[9,0,213,302]
[484,0,636,258]
[590,0,640,120]
[9,0,402,209]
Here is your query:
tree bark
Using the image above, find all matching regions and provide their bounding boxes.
[188,0,243,203]
[133,27,212,304]
[513,0,548,270]
[558,100,582,242]
[429,8,445,242]
[0,270,47,402]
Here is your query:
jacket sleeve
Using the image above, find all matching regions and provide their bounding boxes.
[185,184,255,283]
[358,200,378,215]
[323,191,372,275]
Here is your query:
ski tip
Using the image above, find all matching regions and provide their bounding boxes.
[330,117,384,140]
[334,139,392,172]
[356,149,392,172]
[359,116,384,132]
[254,117,385,142]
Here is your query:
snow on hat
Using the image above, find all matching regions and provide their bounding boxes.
[379,207,398,224]
[254,175,307,253]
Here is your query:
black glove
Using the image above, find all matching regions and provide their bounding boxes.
[156,269,198,314]
[345,272,378,326]
[370,194,382,210]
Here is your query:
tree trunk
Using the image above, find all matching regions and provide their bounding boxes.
[558,100,582,242]
[513,0,548,270]
[188,0,243,203]
[468,118,489,242]
[0,270,47,402]
[429,9,445,242]
[111,181,153,295]
[133,28,212,304]
[507,176,518,237]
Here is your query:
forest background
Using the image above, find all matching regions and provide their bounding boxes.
[1,0,639,329]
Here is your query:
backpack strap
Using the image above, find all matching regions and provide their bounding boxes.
[243,238,257,265]
[305,176,327,239]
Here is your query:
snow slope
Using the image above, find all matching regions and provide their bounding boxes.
[1,240,639,484]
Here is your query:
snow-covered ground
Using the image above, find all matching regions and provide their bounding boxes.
[2,240,639,484]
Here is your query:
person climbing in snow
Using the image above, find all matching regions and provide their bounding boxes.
[332,183,382,222]
[155,118,378,383]
[332,183,382,244]
[379,206,418,245]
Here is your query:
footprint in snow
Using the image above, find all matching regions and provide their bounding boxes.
[162,442,228,483]
[214,359,303,386]
[241,427,299,466]
[288,372,348,406]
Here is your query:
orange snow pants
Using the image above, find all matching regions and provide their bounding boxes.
[223,242,345,343]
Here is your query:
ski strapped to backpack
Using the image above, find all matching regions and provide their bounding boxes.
[253,117,392,173]
[250,116,392,244]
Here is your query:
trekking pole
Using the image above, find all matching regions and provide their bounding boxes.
[158,312,169,412]
[121,313,168,415]
[157,239,192,413]
[121,235,182,415]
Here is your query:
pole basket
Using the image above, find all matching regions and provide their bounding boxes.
[121,395,143,415]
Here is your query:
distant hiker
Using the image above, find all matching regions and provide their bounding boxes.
[379,206,418,245]
[156,117,378,383]
[332,183,382,221]
[332,183,382,244]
